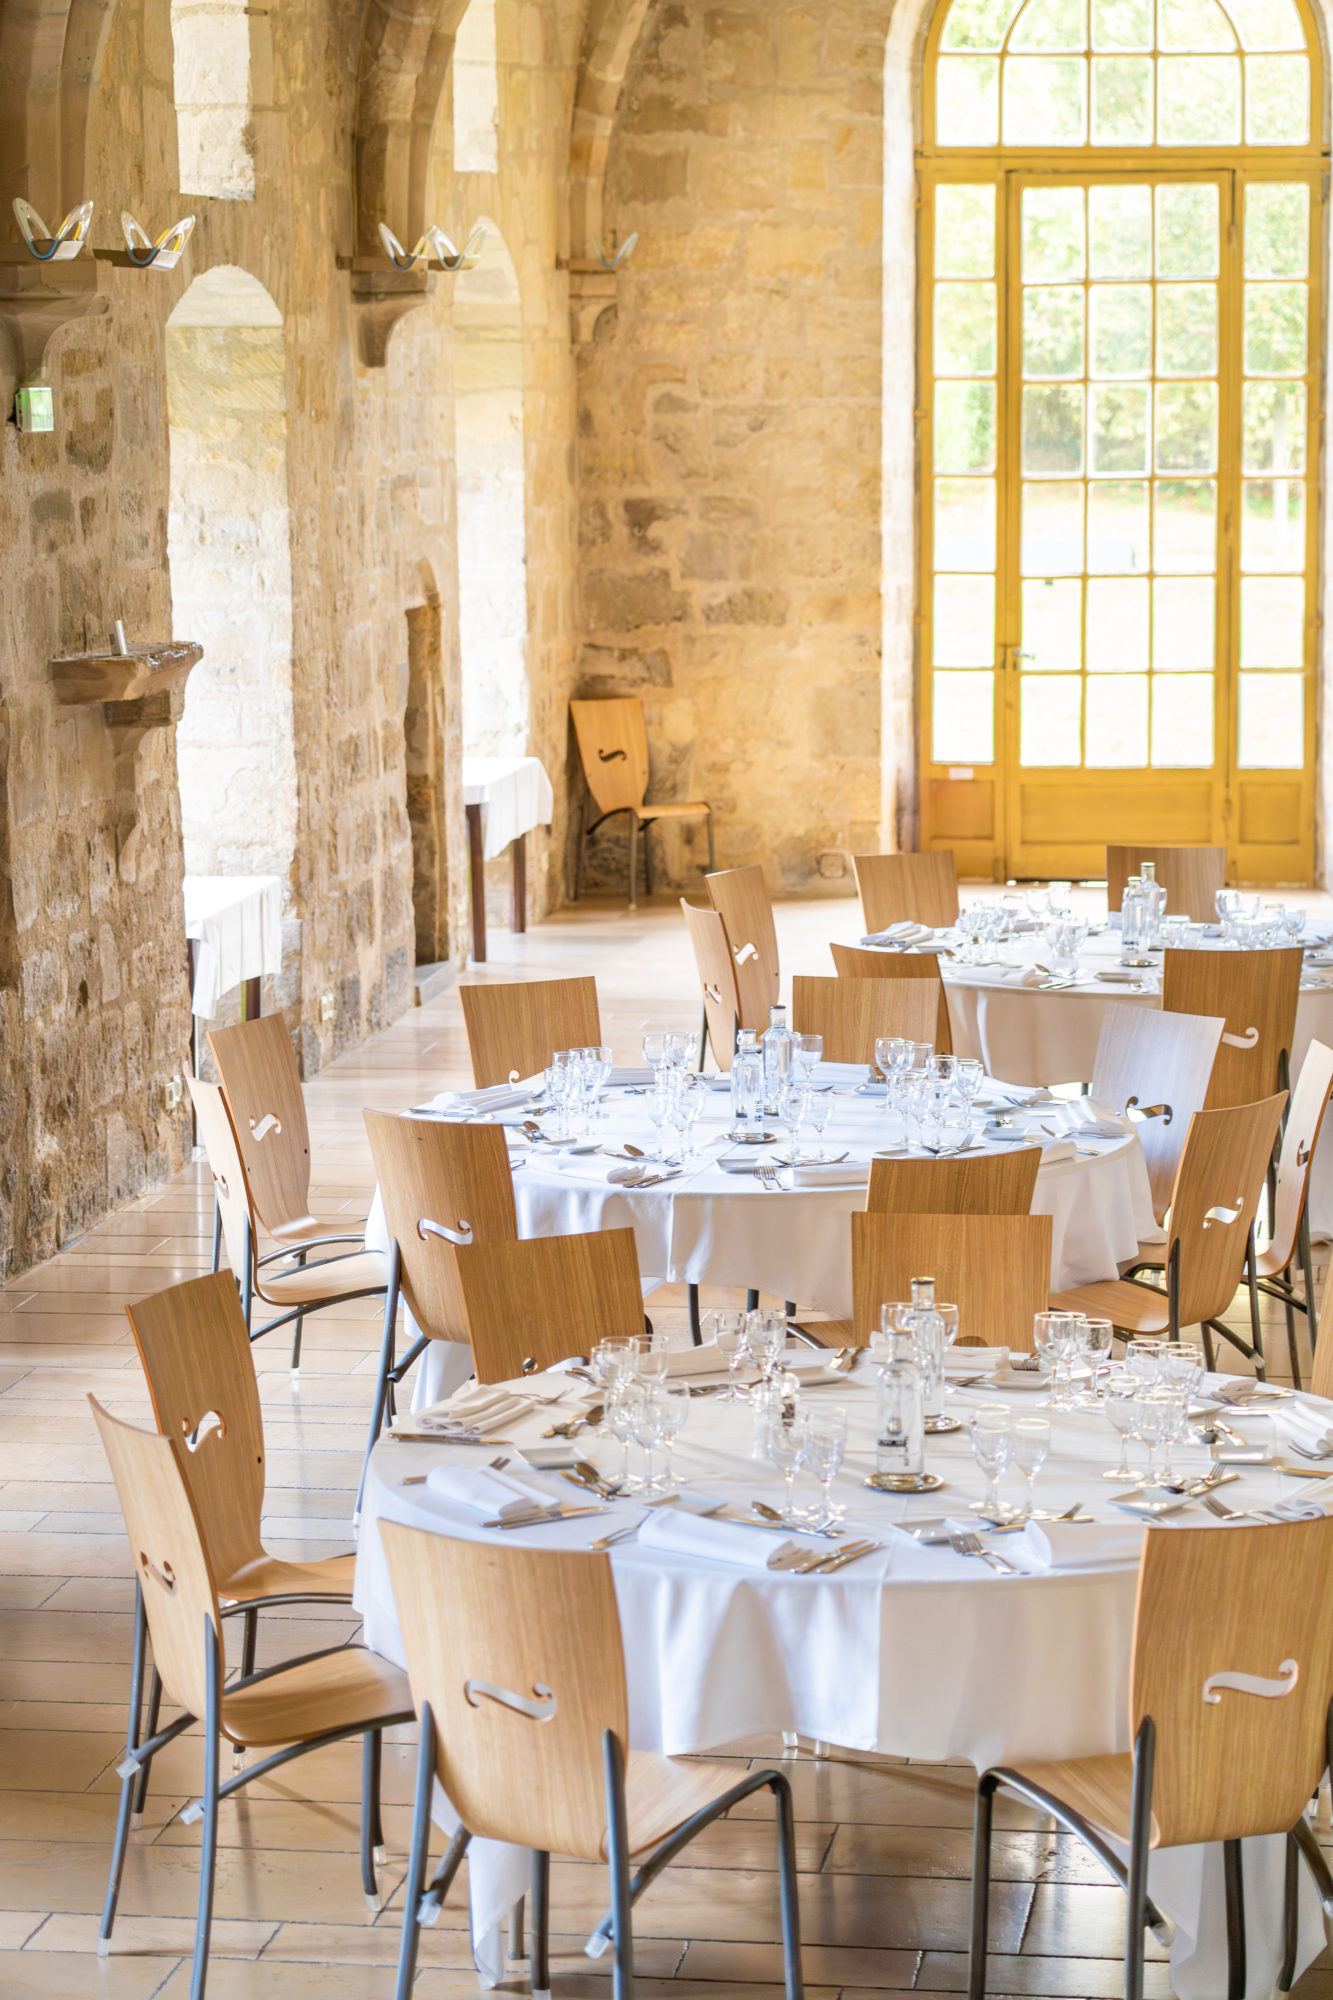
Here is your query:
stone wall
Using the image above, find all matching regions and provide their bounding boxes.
[574,0,893,900]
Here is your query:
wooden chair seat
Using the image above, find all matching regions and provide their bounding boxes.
[220,1644,412,1749]
[636,799,709,821]
[264,1213,346,1248]
[1049,1279,1168,1333]
[218,1550,356,1607]
[791,1318,853,1348]
[255,1248,390,1306]
[621,1750,754,1859]
[571,697,715,908]
[1000,1753,1159,1849]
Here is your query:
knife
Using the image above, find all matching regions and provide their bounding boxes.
[482,1505,609,1529]
[800,1539,881,1574]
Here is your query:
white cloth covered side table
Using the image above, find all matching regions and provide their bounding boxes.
[460,754,554,963]
[182,874,284,1019]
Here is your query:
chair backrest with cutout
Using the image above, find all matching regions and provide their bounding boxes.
[460,978,601,1088]
[791,976,939,1064]
[852,852,959,933]
[453,1228,645,1383]
[851,1211,1051,1349]
[125,1272,265,1585]
[829,943,952,1052]
[1167,1094,1287,1327]
[1267,1039,1333,1273]
[1106,844,1225,924]
[681,899,739,1070]
[705,864,780,1028]
[207,1015,313,1235]
[1089,1004,1224,1224]
[91,1398,219,1722]
[1161,948,1302,1110]
[381,1522,627,1861]
[570,698,650,817]
[1132,1514,1333,1847]
[187,1075,255,1282]
[866,1149,1040,1216]
[364,1111,518,1342]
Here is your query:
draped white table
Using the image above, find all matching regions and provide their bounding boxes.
[461,755,554,964]
[181,873,283,1019]
[362,1064,1157,1410]
[355,1361,1332,1999]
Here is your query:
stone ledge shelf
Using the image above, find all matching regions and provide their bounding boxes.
[51,639,202,714]
[0,252,108,380]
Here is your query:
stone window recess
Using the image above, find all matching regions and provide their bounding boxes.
[453,0,499,176]
[172,0,255,200]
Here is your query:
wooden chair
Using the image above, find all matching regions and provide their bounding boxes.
[853,851,959,933]
[380,1523,804,2000]
[705,863,780,1031]
[206,1014,364,1271]
[92,1399,413,1995]
[570,696,715,909]
[1088,1004,1224,1225]
[866,1149,1041,1216]
[853,1212,1051,1352]
[1252,1039,1333,1389]
[681,897,739,1069]
[1105,843,1226,923]
[969,1514,1333,2000]
[1161,947,1302,1111]
[1052,1092,1286,1374]
[123,1271,357,1824]
[830,941,952,1053]
[460,976,601,1088]
[452,1227,646,1383]
[188,1075,390,1371]
[790,976,939,1064]
[358,1110,520,1503]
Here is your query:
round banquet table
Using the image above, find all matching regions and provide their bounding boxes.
[354,1358,1331,1998]
[362,1062,1157,1412]
[934,925,1333,1235]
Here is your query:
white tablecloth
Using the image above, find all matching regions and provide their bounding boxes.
[935,930,1333,1234]
[182,874,284,1018]
[354,1365,1332,1999]
[461,755,554,861]
[361,1064,1157,1409]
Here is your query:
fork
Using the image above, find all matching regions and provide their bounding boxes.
[758,1163,781,1193]
[949,1529,1017,1573]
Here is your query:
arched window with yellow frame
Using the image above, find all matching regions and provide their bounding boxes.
[918,0,1324,883]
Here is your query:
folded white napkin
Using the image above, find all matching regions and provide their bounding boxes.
[1095,967,1154,985]
[609,1066,655,1087]
[1007,967,1056,988]
[664,1343,734,1379]
[946,1346,1011,1378]
[638,1509,800,1571]
[424,1463,562,1518]
[786,1161,872,1188]
[1005,1520,1145,1572]
[1045,1099,1125,1141]
[861,922,935,947]
[1276,1402,1333,1456]
[426,1383,532,1422]
[1039,1138,1077,1166]
[416,1080,540,1116]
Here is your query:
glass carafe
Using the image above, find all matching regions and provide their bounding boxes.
[730,1029,764,1139]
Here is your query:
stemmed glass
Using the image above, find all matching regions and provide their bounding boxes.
[633,1332,671,1387]
[804,1408,847,1527]
[607,1380,642,1489]
[1102,1374,1140,1481]
[1074,1317,1114,1403]
[655,1382,690,1488]
[767,1414,810,1524]
[1032,1312,1074,1403]
[969,1407,1016,1519]
[797,1086,835,1162]
[707,1309,751,1399]
[1156,1343,1203,1479]
[665,1029,695,1069]
[1012,1415,1051,1520]
[631,1387,668,1494]
[747,1308,787,1381]
[642,1032,668,1077]
[793,1033,822,1085]
[671,1073,706,1163]
[580,1045,613,1122]
[954,1059,984,1109]
[591,1336,636,1434]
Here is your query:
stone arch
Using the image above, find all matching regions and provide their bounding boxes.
[455,223,530,756]
[568,0,656,262]
[171,0,255,199]
[166,266,298,901]
[403,561,449,967]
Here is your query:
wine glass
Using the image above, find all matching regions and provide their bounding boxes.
[804,1407,847,1527]
[591,1336,636,1433]
[1075,1317,1114,1403]
[607,1380,643,1489]
[707,1309,750,1400]
[581,1045,613,1121]
[793,1033,822,1084]
[665,1029,695,1069]
[642,1032,668,1074]
[797,1085,835,1162]
[654,1382,690,1488]
[748,1308,787,1380]
[1282,906,1307,943]
[954,1059,984,1108]
[767,1413,810,1524]
[1012,1415,1051,1520]
[631,1387,668,1494]
[968,1407,1015,1519]
[633,1332,671,1386]
[1103,1375,1140,1481]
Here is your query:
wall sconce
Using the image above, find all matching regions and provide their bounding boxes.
[589,232,637,271]
[376,221,487,272]
[121,212,196,269]
[13,197,94,261]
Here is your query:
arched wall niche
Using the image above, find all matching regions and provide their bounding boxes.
[882,0,1333,880]
[455,222,530,759]
[171,0,255,199]
[568,0,656,260]
[166,265,299,900]
[453,0,499,173]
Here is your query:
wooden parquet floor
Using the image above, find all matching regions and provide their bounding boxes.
[2,890,1331,1998]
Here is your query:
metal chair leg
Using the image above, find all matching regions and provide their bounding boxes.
[1124,1720,1155,2000]
[688,1285,702,1346]
[361,1729,383,1908]
[131,1666,162,1825]
[770,1774,804,2000]
[705,807,716,872]
[574,802,587,902]
[1223,1838,1247,2000]
[698,999,709,1070]
[1300,1204,1319,1376]
[210,1197,222,1275]
[240,1605,258,1679]
[1245,1228,1266,1379]
[604,1730,635,2000]
[531,1849,551,2000]
[394,1701,436,2000]
[967,1772,997,2000]
[642,820,654,899]
[189,1618,222,2000]
[356,1241,402,1521]
[508,1895,526,1962]
[1279,1828,1300,1993]
[241,1215,254,1334]
[99,1581,148,1950]
[628,816,639,914]
[747,1289,759,1313]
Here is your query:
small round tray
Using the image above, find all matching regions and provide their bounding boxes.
[727,1128,778,1144]
[864,1470,945,1494]
[923,1414,962,1434]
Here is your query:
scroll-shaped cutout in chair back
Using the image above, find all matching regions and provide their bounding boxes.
[180,1409,226,1453]
[139,1552,177,1596]
[733,941,758,965]
[1125,1096,1171,1125]
[249,1113,281,1142]
[1203,1658,1299,1706]
[464,1677,558,1722]
[418,1216,474,1247]
[598,747,627,763]
[1202,1198,1245,1227]
[1221,1025,1260,1050]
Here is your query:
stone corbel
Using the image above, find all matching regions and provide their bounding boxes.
[566,260,619,346]
[0,251,108,382]
[50,640,202,881]
[337,257,435,368]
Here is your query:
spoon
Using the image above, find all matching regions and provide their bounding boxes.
[828,1345,869,1374]
[751,1500,785,1523]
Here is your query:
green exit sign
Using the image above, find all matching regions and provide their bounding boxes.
[14,383,54,432]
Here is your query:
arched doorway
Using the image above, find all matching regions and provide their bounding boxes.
[166,266,298,906]
[454,224,530,759]
[899,0,1325,883]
